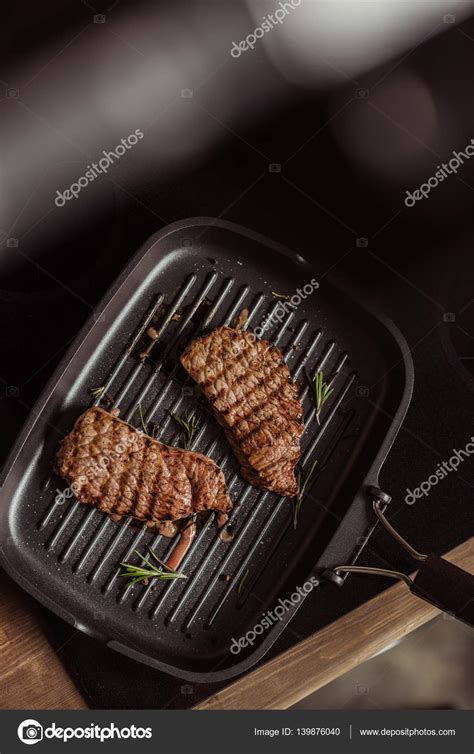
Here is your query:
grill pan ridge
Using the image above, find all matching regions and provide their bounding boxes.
[0,219,413,682]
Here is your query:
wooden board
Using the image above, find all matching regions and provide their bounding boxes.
[0,572,87,709]
[197,539,473,710]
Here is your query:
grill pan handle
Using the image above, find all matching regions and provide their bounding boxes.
[324,488,474,627]
[410,554,474,625]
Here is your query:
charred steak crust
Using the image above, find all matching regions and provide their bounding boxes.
[54,407,231,522]
[180,326,304,497]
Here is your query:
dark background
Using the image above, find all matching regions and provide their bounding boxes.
[0,1,473,708]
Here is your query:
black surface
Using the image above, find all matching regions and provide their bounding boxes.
[1,10,473,708]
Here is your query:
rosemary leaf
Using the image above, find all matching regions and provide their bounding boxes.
[237,568,250,595]
[120,547,186,585]
[137,403,151,436]
[313,370,334,425]
[89,386,105,398]
[293,460,318,529]
[168,411,198,450]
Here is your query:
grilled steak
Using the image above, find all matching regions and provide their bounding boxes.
[180,326,304,497]
[55,407,231,522]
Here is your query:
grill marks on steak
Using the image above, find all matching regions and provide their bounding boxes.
[54,407,231,522]
[180,327,304,497]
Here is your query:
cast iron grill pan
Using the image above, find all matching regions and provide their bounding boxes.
[0,219,413,681]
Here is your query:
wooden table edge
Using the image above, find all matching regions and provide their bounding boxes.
[0,572,87,710]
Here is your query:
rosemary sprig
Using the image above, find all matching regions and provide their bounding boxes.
[168,411,198,450]
[237,568,250,595]
[136,403,152,436]
[120,547,186,586]
[89,386,105,398]
[293,460,318,529]
[312,370,334,425]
